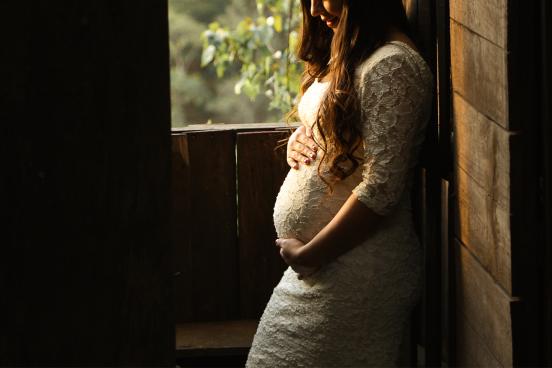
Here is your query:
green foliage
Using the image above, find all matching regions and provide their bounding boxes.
[201,0,303,115]
[170,0,230,23]
[169,0,299,126]
[169,0,218,125]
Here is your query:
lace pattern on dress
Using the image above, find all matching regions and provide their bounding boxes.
[352,43,433,215]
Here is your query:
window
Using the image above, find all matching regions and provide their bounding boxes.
[169,0,302,127]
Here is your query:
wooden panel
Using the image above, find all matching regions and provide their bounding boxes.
[450,20,508,129]
[176,320,257,355]
[454,165,511,293]
[0,1,173,366]
[456,312,503,367]
[450,0,507,48]
[175,320,257,367]
[237,131,289,319]
[455,239,513,367]
[172,131,239,322]
[452,93,510,208]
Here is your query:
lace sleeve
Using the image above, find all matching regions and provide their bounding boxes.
[352,50,431,216]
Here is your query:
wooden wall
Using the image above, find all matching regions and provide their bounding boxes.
[0,1,174,365]
[449,0,516,366]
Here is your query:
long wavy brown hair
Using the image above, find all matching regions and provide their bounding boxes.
[293,0,412,190]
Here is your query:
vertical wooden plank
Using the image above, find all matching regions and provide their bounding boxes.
[172,134,193,322]
[236,131,289,319]
[436,0,454,364]
[540,1,552,364]
[172,131,239,323]
[440,179,455,366]
[0,1,174,366]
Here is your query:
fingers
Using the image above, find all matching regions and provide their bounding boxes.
[287,138,317,167]
[288,150,311,167]
[287,155,299,170]
[287,129,302,169]
[289,126,318,153]
[294,141,317,160]
[296,132,318,153]
[286,125,319,170]
[276,239,317,280]
[287,143,307,169]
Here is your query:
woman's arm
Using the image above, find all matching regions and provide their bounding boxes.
[278,192,383,270]
[278,50,432,277]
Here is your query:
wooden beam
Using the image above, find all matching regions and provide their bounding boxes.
[172,122,298,134]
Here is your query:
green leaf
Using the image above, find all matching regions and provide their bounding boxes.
[216,63,227,78]
[201,44,216,66]
[274,15,282,32]
[208,21,220,31]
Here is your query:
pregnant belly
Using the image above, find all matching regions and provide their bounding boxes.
[273,166,351,241]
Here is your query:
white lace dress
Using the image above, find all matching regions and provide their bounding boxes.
[246,41,433,367]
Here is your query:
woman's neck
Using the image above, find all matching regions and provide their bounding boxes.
[385,28,419,52]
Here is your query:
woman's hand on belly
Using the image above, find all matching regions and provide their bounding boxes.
[287,125,318,169]
[276,237,319,279]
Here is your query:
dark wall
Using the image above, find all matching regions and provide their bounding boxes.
[508,0,545,366]
[541,0,552,364]
[0,1,173,365]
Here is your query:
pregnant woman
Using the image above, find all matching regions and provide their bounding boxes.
[246,0,433,366]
